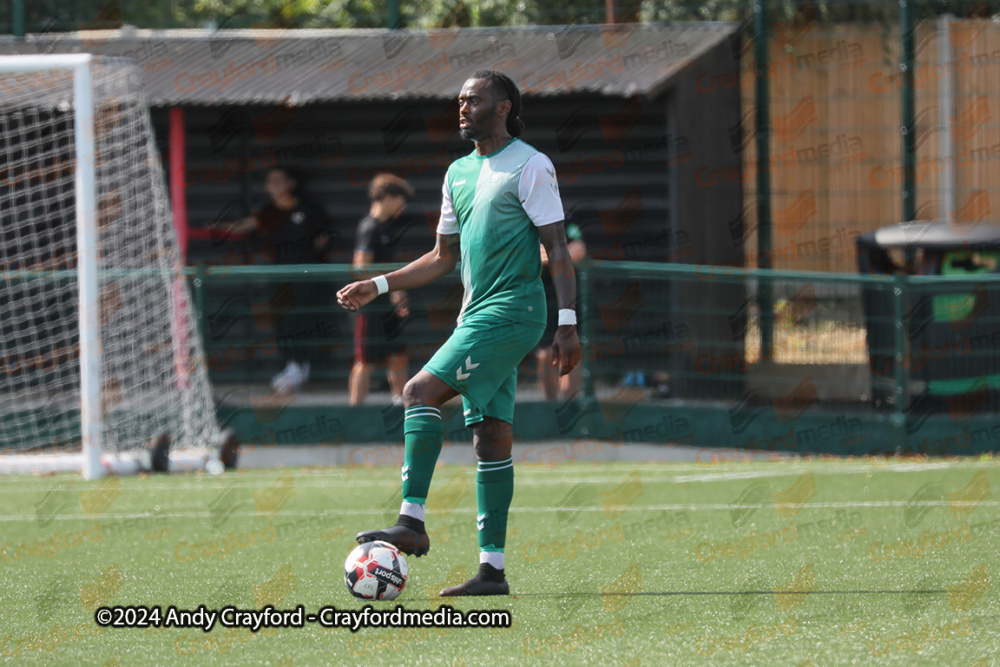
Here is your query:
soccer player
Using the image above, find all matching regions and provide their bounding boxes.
[336,70,581,596]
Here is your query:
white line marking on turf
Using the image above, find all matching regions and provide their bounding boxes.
[0,473,981,492]
[672,463,962,483]
[0,478,685,491]
[4,500,998,522]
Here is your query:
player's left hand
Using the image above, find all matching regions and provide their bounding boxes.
[550,325,581,376]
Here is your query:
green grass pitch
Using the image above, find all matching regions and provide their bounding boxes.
[1,457,999,665]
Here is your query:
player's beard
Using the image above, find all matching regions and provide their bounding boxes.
[459,103,497,142]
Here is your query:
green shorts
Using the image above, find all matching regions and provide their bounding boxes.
[423,316,545,426]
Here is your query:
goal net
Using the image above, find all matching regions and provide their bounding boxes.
[0,54,221,477]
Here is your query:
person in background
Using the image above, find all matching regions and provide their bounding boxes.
[350,174,415,406]
[225,166,331,393]
[536,222,586,400]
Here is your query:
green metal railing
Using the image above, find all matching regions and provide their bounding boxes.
[6,259,998,453]
[186,260,1000,452]
[190,260,1000,433]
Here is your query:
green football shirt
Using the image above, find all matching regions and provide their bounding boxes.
[437,138,565,328]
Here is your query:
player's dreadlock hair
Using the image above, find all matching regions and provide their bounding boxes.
[470,69,525,137]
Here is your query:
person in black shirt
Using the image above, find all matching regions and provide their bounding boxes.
[227,166,332,392]
[350,174,414,406]
[255,172,330,265]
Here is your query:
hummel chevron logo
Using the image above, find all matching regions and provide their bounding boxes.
[477,513,486,530]
[401,465,409,481]
[454,179,467,186]
[456,356,480,381]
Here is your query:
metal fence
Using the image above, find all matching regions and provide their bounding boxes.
[193,260,1000,453]
[739,12,1000,274]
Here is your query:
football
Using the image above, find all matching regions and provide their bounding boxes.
[344,540,409,601]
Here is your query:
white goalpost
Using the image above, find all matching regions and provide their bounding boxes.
[0,54,222,478]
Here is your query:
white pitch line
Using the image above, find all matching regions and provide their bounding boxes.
[0,465,990,492]
[4,464,976,492]
[0,477,684,492]
[672,463,967,483]
[6,500,999,522]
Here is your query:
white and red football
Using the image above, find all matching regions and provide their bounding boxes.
[344,540,408,601]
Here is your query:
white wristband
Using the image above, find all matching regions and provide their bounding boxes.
[372,275,389,296]
[558,309,577,326]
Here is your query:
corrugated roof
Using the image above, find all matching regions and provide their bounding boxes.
[0,23,735,105]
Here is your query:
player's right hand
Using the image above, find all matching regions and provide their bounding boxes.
[337,280,378,312]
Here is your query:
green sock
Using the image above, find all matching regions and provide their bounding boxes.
[477,457,514,552]
[401,405,443,504]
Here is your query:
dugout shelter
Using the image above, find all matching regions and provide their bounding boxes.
[0,24,744,439]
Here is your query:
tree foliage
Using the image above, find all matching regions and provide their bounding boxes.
[4,0,1000,33]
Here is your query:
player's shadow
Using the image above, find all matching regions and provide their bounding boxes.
[505,589,952,598]
[394,589,951,605]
